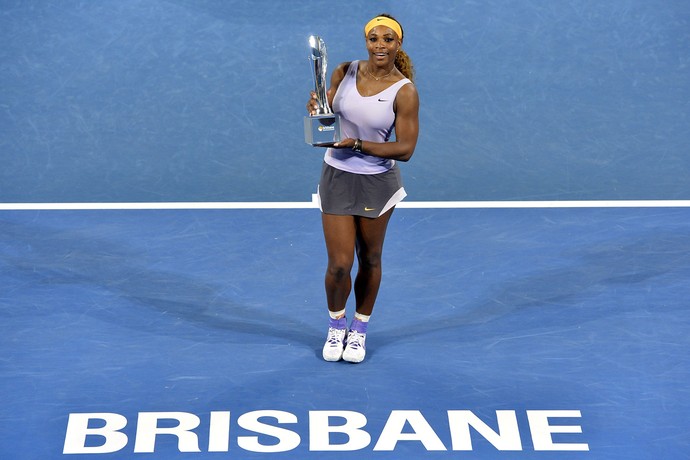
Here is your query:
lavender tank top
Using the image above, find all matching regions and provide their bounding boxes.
[324,61,412,174]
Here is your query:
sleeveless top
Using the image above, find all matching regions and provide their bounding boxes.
[324,60,412,175]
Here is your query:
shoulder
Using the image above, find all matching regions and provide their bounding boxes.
[328,62,355,97]
[398,79,417,94]
[393,81,419,113]
[330,61,353,84]
[334,61,355,76]
[396,81,419,103]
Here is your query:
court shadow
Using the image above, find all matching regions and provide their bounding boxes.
[0,219,322,348]
[372,229,690,351]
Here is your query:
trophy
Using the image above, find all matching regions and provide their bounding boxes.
[304,35,341,146]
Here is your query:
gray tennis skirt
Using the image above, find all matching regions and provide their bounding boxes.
[318,162,407,218]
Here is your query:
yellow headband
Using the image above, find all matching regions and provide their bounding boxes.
[364,16,403,40]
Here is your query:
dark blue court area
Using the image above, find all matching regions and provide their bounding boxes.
[2,207,689,459]
[2,0,689,459]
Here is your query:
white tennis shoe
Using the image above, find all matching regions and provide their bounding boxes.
[342,330,366,363]
[322,326,347,362]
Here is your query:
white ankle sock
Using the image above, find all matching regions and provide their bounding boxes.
[354,312,370,323]
[329,308,346,320]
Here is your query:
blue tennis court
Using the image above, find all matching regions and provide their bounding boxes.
[2,1,689,459]
[2,206,689,458]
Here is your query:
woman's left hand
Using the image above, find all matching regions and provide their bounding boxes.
[332,138,355,149]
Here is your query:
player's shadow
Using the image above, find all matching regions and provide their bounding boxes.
[370,229,690,356]
[0,219,322,348]
[7,217,687,361]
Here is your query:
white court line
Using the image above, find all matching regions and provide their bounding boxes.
[398,200,690,209]
[1,195,690,211]
[0,201,319,211]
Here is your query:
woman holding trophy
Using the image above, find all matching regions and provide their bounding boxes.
[307,14,419,363]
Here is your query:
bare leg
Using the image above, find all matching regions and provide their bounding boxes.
[353,208,395,316]
[321,213,356,313]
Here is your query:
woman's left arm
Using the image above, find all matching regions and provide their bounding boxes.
[334,83,420,162]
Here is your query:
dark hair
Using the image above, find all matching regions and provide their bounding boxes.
[378,13,414,82]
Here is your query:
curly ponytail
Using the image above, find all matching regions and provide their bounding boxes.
[394,48,414,82]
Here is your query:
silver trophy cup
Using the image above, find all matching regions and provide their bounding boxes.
[304,35,341,146]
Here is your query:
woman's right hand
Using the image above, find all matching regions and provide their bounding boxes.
[306,91,318,115]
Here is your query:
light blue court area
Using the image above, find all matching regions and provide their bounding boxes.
[1,0,689,203]
[1,207,689,459]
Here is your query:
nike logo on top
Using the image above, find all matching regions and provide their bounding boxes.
[378,99,388,102]
[364,207,376,212]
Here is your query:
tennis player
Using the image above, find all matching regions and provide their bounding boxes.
[307,13,419,363]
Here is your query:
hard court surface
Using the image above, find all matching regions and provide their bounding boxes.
[1,0,689,458]
[2,206,689,458]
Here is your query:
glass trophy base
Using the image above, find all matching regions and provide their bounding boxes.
[304,114,342,146]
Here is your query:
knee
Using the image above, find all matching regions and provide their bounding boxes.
[327,260,353,282]
[358,250,382,270]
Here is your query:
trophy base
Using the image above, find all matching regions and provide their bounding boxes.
[304,114,342,146]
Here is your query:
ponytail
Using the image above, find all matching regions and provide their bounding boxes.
[395,48,414,82]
